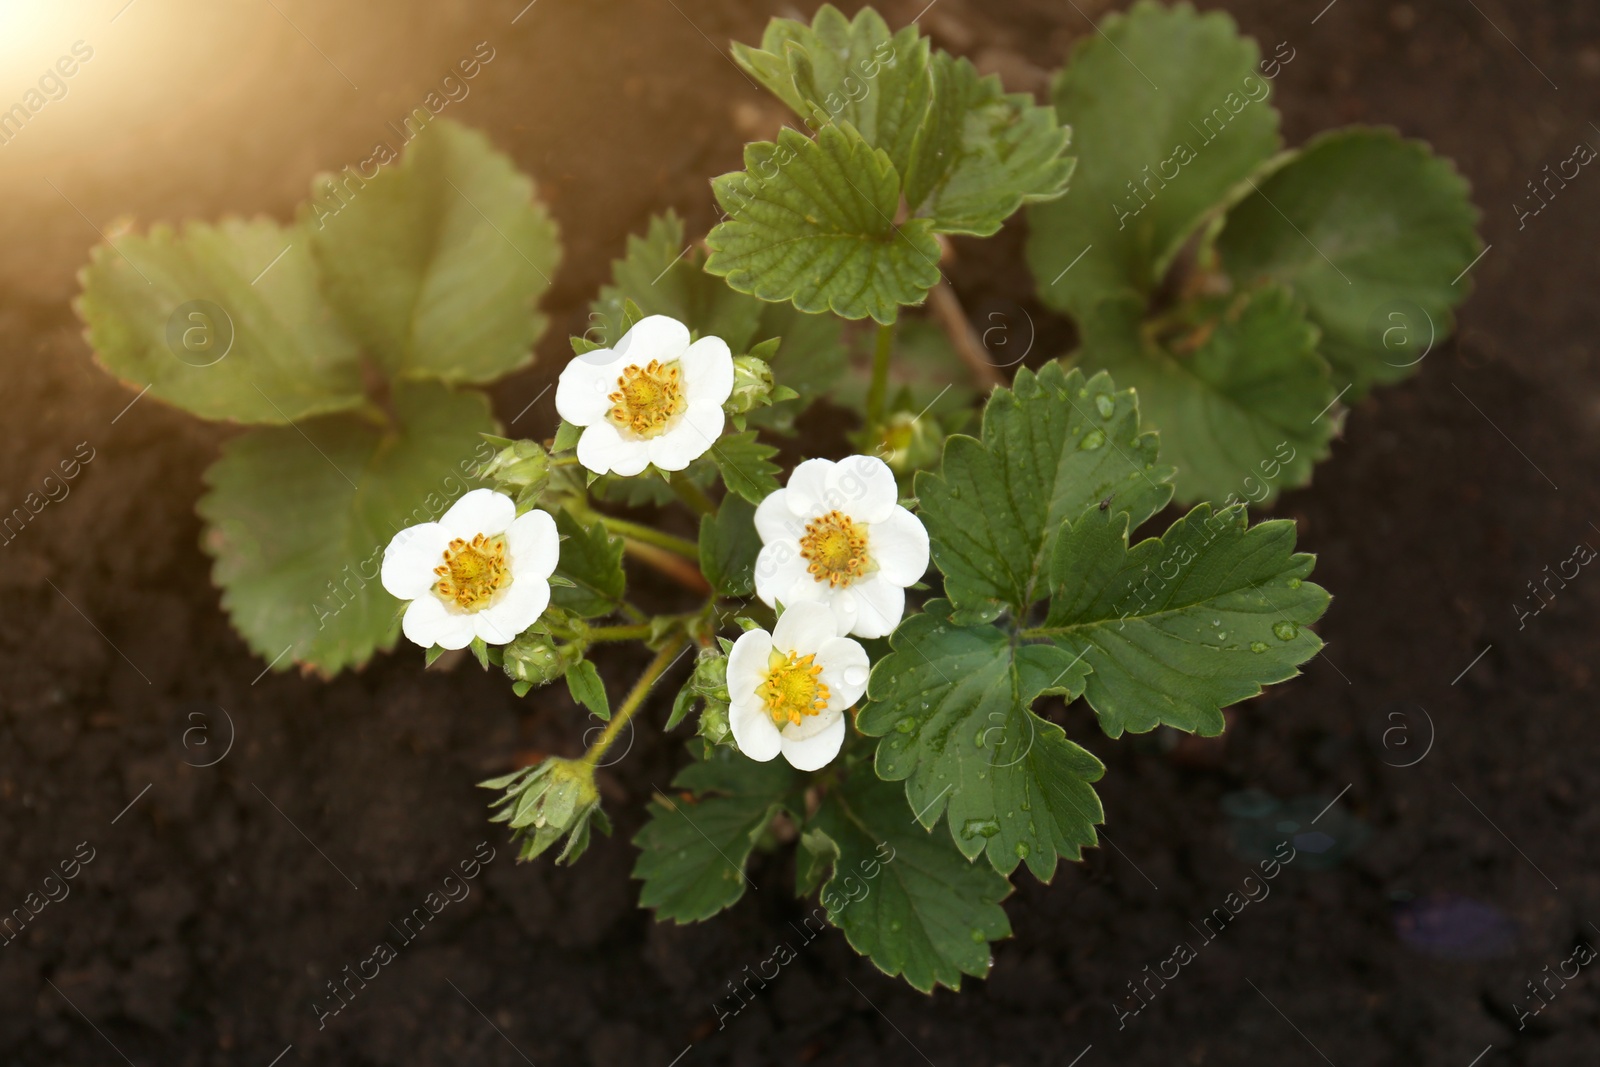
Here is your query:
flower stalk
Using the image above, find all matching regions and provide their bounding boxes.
[582,635,688,769]
[865,319,896,429]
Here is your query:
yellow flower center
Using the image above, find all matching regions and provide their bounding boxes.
[759,649,830,727]
[433,533,510,611]
[799,510,870,588]
[607,360,686,438]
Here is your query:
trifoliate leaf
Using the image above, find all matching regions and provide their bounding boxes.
[804,770,1013,992]
[1026,1,1281,316]
[590,211,764,353]
[1216,127,1482,396]
[564,659,610,721]
[197,382,497,675]
[632,745,799,923]
[904,53,1074,237]
[1039,504,1330,738]
[705,124,943,324]
[1074,287,1336,505]
[757,5,932,179]
[856,606,1103,880]
[699,493,760,598]
[306,119,560,385]
[710,430,782,505]
[78,218,366,425]
[550,509,626,618]
[914,363,1173,623]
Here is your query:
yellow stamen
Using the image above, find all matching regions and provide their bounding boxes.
[433,533,510,611]
[799,510,869,589]
[607,359,686,438]
[758,649,830,727]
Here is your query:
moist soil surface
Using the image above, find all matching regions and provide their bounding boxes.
[2,0,1597,1064]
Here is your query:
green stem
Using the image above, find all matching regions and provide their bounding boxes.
[865,319,896,429]
[593,514,700,559]
[622,538,711,594]
[586,623,654,643]
[669,472,717,517]
[581,636,687,769]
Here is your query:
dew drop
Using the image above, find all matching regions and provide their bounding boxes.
[1094,394,1114,419]
[890,919,902,931]
[1250,641,1269,653]
[1287,578,1302,589]
[961,818,1002,839]
[971,928,987,943]
[895,717,916,734]
[1272,621,1298,641]
[844,664,869,687]
[1216,632,1227,641]
[1015,841,1030,859]
[1079,430,1105,451]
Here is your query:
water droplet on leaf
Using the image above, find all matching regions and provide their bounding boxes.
[1250,641,1268,653]
[1079,430,1105,451]
[1273,621,1298,641]
[1094,394,1114,419]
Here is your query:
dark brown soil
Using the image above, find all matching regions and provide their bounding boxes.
[2,0,1597,1064]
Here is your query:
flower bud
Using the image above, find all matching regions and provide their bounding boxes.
[482,439,551,496]
[502,631,580,686]
[688,646,735,748]
[725,354,775,415]
[876,410,942,475]
[485,757,609,864]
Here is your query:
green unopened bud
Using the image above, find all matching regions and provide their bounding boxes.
[725,354,775,415]
[503,631,581,686]
[877,410,942,474]
[689,645,730,704]
[486,757,608,864]
[482,439,551,497]
[697,700,733,748]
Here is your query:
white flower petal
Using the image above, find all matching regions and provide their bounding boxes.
[555,352,622,426]
[784,457,836,518]
[506,508,560,579]
[754,489,803,544]
[827,454,899,523]
[869,506,931,586]
[381,522,452,600]
[819,585,860,636]
[772,600,843,652]
[726,629,774,706]
[817,636,871,707]
[615,314,690,364]
[576,421,650,477]
[845,576,905,639]
[402,595,475,650]
[646,400,723,471]
[472,578,550,645]
[440,488,515,538]
[730,700,783,762]
[680,335,734,406]
[779,712,846,771]
[753,541,813,610]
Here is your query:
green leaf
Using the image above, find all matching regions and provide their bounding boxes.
[77,218,366,424]
[699,494,760,598]
[550,509,626,618]
[590,211,764,353]
[904,52,1074,237]
[1216,126,1482,396]
[1074,287,1336,505]
[804,770,1013,992]
[306,119,561,385]
[632,746,799,923]
[564,660,610,720]
[759,6,932,179]
[856,606,1103,881]
[705,124,943,324]
[914,362,1173,623]
[1026,1,1281,316]
[1039,503,1330,738]
[197,381,498,675]
[552,420,582,453]
[710,430,782,505]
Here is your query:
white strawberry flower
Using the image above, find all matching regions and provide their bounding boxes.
[727,602,870,771]
[555,314,733,477]
[381,489,558,650]
[754,455,930,639]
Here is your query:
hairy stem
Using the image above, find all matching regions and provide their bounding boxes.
[669,472,717,517]
[581,635,688,769]
[594,514,700,559]
[928,279,1005,391]
[585,623,656,643]
[865,319,897,428]
[622,539,711,594]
